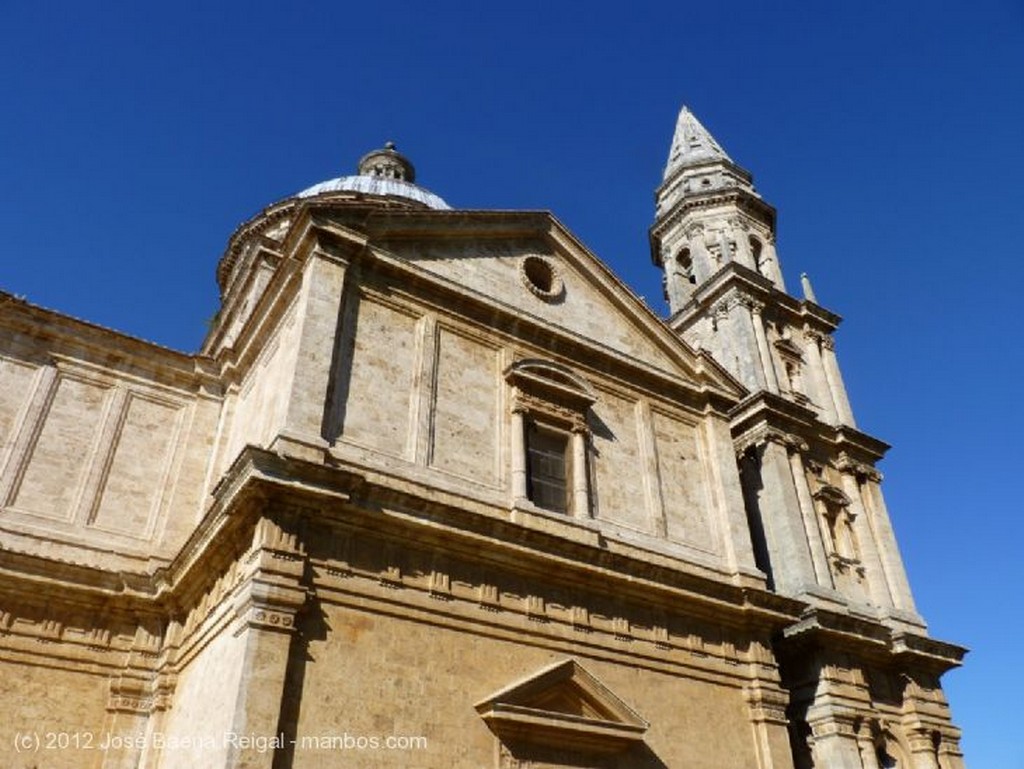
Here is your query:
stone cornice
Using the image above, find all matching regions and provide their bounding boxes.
[0,443,954,674]
[216,199,298,293]
[649,188,776,265]
[340,228,742,413]
[0,292,216,396]
[729,389,891,465]
[233,448,800,633]
[780,608,966,675]
[669,263,842,335]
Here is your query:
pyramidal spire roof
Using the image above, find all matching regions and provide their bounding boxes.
[664,106,732,180]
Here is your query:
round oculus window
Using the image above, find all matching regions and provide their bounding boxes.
[520,256,564,300]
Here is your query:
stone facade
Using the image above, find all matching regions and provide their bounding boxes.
[0,108,964,768]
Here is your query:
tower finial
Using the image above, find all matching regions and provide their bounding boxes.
[800,273,817,303]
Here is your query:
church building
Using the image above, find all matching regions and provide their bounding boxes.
[0,107,965,768]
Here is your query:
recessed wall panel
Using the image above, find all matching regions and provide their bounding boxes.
[591,392,648,531]
[12,376,109,520]
[91,395,181,537]
[341,298,418,456]
[653,411,715,552]
[0,358,37,467]
[430,329,498,483]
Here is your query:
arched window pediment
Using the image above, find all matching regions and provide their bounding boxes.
[504,359,596,412]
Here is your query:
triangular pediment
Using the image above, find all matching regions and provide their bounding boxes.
[813,484,851,507]
[354,210,744,400]
[773,336,804,360]
[475,659,648,754]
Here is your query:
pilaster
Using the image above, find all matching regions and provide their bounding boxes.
[836,466,894,610]
[279,246,354,455]
[906,727,941,769]
[818,335,856,427]
[510,406,528,504]
[787,448,833,590]
[807,711,864,769]
[744,432,820,595]
[747,298,781,393]
[858,472,918,616]
[571,425,590,519]
[802,328,839,424]
[224,509,309,769]
[744,681,795,769]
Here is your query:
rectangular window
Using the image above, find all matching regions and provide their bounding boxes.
[526,423,570,514]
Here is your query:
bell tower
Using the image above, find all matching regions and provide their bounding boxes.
[650,104,916,613]
[651,106,965,768]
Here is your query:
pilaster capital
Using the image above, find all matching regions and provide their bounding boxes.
[770,428,808,454]
[906,727,941,756]
[736,291,765,314]
[743,683,790,726]
[735,426,807,456]
[808,709,860,739]
[836,454,883,483]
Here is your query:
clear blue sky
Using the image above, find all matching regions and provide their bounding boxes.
[2,2,1021,765]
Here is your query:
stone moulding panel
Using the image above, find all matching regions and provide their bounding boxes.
[6,370,112,522]
[337,291,421,457]
[650,406,719,555]
[429,324,502,484]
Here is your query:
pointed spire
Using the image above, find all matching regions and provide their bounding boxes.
[664,106,732,180]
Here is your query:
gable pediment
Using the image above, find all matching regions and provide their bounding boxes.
[475,658,648,754]
[349,210,744,401]
[773,336,804,360]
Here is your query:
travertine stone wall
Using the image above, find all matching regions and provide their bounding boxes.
[0,315,222,567]
[291,602,761,769]
[219,300,301,469]
[336,293,420,457]
[317,234,747,573]
[0,661,110,769]
[159,628,249,769]
[430,326,501,482]
[390,237,684,374]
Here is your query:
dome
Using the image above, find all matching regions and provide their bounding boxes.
[297,175,450,209]
[295,141,450,210]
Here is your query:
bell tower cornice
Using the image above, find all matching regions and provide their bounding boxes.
[650,190,776,269]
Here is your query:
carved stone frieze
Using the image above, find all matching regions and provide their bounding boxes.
[570,605,590,630]
[243,607,295,631]
[478,583,500,611]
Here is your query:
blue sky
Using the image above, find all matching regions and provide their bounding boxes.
[2,1,1022,765]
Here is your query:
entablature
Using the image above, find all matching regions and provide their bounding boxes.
[780,608,965,675]
[669,262,842,336]
[730,388,890,466]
